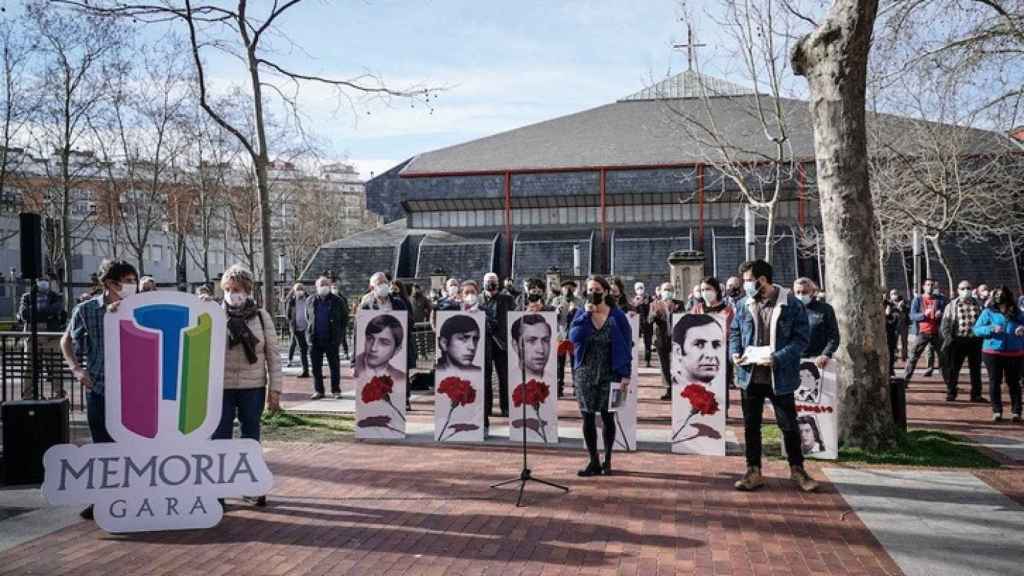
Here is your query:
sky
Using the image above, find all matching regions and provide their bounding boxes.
[187,0,741,180]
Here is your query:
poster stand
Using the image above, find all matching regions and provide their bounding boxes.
[490,332,569,506]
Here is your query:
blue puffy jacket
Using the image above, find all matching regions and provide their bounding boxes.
[972,307,1024,356]
[728,286,810,395]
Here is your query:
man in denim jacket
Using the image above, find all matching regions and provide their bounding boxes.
[729,260,818,493]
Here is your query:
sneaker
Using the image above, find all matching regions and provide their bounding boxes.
[790,466,819,493]
[79,505,94,520]
[243,495,267,507]
[1012,413,1022,423]
[992,413,1003,422]
[734,467,765,491]
[332,392,344,400]
[310,392,325,400]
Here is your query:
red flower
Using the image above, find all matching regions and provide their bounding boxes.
[362,375,394,404]
[681,383,719,416]
[557,340,574,355]
[513,379,550,408]
[438,376,476,407]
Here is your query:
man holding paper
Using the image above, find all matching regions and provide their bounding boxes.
[729,260,819,493]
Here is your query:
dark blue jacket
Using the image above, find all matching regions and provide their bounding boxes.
[728,286,810,395]
[804,298,840,358]
[569,307,633,381]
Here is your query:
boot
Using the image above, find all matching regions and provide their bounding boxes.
[734,466,765,491]
[577,460,602,477]
[790,466,819,493]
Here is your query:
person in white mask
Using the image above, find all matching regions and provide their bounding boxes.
[691,276,736,414]
[359,271,412,410]
[632,282,654,368]
[285,283,310,376]
[480,272,514,417]
[436,277,463,311]
[306,276,347,400]
[792,278,839,370]
[18,272,66,398]
[939,279,985,402]
[215,264,281,508]
[652,281,684,400]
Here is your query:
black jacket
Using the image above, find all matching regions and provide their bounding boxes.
[18,290,66,332]
[304,293,347,347]
[481,290,516,351]
[804,298,840,358]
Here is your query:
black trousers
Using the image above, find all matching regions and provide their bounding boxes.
[339,321,349,356]
[310,340,341,394]
[983,354,1022,416]
[485,340,509,416]
[641,330,653,364]
[288,329,309,371]
[557,350,569,396]
[904,331,943,382]
[740,381,803,468]
[944,337,983,399]
[656,342,672,392]
[886,326,899,376]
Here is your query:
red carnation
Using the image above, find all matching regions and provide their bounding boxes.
[511,379,551,443]
[361,375,394,404]
[681,383,719,416]
[438,376,476,407]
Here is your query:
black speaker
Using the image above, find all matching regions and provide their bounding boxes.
[2,399,70,485]
[19,212,42,280]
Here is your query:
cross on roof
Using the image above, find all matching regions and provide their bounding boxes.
[672,23,706,71]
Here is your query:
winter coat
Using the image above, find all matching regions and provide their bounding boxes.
[223,308,283,392]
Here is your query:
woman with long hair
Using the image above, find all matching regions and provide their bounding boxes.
[973,285,1024,422]
[569,275,633,476]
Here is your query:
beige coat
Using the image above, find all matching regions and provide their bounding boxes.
[223,308,283,393]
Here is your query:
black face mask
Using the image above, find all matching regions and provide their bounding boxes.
[589,291,604,306]
[994,293,1006,305]
[485,284,498,292]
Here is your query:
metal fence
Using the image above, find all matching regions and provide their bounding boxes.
[0,331,83,410]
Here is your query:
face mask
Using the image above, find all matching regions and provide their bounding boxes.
[744,280,759,298]
[224,290,248,307]
[37,280,50,291]
[374,283,390,299]
[661,291,674,301]
[959,289,971,299]
[485,283,498,292]
[317,286,330,296]
[589,291,604,306]
[446,286,459,298]
[994,293,1006,305]
[295,289,305,297]
[112,282,136,301]
[728,287,741,297]
[464,294,478,307]
[330,287,339,295]
[701,290,717,304]
[796,294,811,305]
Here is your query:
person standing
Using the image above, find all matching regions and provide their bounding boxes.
[61,259,138,520]
[940,280,985,402]
[632,282,653,368]
[723,276,743,308]
[972,286,1024,422]
[285,283,310,378]
[360,272,413,409]
[691,276,735,415]
[481,272,514,417]
[884,290,907,377]
[792,278,840,369]
[214,264,282,507]
[18,273,67,399]
[569,275,632,476]
[903,278,947,385]
[729,259,817,493]
[609,277,631,311]
[437,278,462,311]
[552,280,582,398]
[306,276,346,400]
[329,280,350,359]
[652,282,684,401]
[517,278,545,311]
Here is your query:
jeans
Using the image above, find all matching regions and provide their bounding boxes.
[904,331,943,382]
[213,388,267,441]
[983,354,1022,416]
[310,340,341,394]
[288,329,309,372]
[944,337,983,399]
[86,391,114,444]
[740,381,803,468]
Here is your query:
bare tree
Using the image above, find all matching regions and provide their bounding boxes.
[0,14,38,238]
[792,0,897,450]
[25,1,128,311]
[664,1,805,262]
[55,0,439,313]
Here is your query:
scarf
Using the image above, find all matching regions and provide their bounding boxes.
[226,300,261,364]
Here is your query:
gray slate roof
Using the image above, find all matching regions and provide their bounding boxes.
[400,71,1007,176]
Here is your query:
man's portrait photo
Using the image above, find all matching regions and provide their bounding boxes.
[796,361,822,404]
[437,314,482,372]
[798,415,825,455]
[354,313,406,382]
[510,313,553,381]
[671,314,724,386]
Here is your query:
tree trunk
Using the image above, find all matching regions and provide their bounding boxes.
[930,236,954,296]
[764,204,776,264]
[792,0,896,450]
[61,153,73,317]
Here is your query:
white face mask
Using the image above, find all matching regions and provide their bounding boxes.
[224,290,248,307]
[374,283,390,299]
[112,282,136,301]
[661,291,674,301]
[701,290,717,304]
[958,288,971,299]
[317,285,330,296]
[744,280,759,298]
[330,286,339,295]
[37,280,50,291]
[796,294,812,305]
[464,293,478,307]
[635,286,645,295]
[446,285,459,298]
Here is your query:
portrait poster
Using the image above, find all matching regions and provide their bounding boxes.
[670,313,727,456]
[507,311,558,444]
[354,310,408,440]
[433,311,486,442]
[784,358,839,460]
[604,316,640,451]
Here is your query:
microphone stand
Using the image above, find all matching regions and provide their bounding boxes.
[491,324,569,507]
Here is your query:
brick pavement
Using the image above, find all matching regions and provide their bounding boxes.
[3,355,1024,575]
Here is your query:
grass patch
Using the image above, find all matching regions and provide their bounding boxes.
[260,411,355,443]
[760,426,999,468]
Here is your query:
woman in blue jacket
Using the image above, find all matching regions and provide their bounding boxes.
[972,286,1024,422]
[569,275,632,476]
